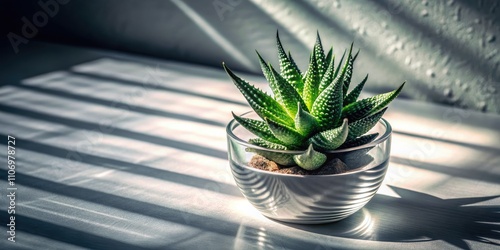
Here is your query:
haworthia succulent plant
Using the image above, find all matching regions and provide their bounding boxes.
[223,31,405,171]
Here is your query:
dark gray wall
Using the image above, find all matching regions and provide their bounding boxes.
[2,0,499,113]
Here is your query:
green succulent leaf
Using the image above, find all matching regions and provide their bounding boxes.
[223,63,294,126]
[248,138,287,150]
[368,82,405,116]
[276,32,304,94]
[232,113,281,144]
[225,31,406,164]
[348,108,387,140]
[340,132,379,149]
[336,43,354,97]
[325,47,333,69]
[314,31,327,78]
[342,82,405,121]
[247,138,295,166]
[352,49,360,62]
[288,52,302,75]
[318,52,336,94]
[341,100,376,123]
[293,144,327,170]
[302,51,321,110]
[320,46,350,106]
[266,118,305,148]
[256,51,282,104]
[343,74,368,106]
[309,118,349,151]
[294,103,319,137]
[311,70,343,130]
[269,64,307,118]
[333,49,346,79]
[342,43,355,97]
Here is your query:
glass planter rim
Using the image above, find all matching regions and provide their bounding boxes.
[227,111,392,154]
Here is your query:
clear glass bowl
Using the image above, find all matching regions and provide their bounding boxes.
[227,112,392,224]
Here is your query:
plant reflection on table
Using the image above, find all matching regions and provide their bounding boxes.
[235,186,499,250]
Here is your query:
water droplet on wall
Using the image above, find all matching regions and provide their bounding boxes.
[486,49,498,60]
[412,61,422,69]
[405,56,412,65]
[454,7,461,21]
[386,45,397,55]
[420,9,429,17]
[358,27,366,36]
[449,97,458,104]
[388,35,398,43]
[477,101,487,111]
[461,83,469,91]
[426,69,436,77]
[441,55,450,64]
[317,1,327,9]
[466,27,473,33]
[443,88,453,97]
[396,41,404,50]
[333,0,341,9]
[487,34,496,43]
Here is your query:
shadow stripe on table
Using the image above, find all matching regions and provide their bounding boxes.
[4,173,240,238]
[5,215,153,250]
[14,84,225,127]
[0,104,227,160]
[391,156,500,184]
[70,70,248,107]
[0,133,241,197]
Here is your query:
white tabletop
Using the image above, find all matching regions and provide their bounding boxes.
[0,43,499,250]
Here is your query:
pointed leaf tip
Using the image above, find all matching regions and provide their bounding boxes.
[266,118,305,148]
[343,73,369,107]
[268,63,305,117]
[309,118,349,151]
[275,31,304,95]
[295,103,318,136]
[311,70,344,129]
[232,113,282,144]
[224,64,293,126]
[347,107,387,140]
[293,144,327,170]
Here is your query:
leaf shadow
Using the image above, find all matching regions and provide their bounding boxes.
[280,186,500,249]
